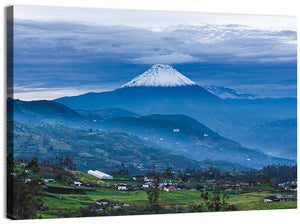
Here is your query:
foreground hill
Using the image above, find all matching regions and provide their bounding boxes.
[10,121,247,173]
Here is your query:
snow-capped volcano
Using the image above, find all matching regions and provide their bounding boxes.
[121,64,196,87]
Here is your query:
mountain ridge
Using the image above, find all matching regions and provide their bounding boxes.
[204,85,258,99]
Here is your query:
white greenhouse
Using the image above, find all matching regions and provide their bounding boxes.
[87,170,113,180]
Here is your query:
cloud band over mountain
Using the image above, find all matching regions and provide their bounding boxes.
[13,7,297,100]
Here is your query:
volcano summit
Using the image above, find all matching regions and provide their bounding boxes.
[122,64,196,87]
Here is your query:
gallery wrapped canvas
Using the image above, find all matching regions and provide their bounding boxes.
[6,5,297,220]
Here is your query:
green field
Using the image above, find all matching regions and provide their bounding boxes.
[36,182,297,219]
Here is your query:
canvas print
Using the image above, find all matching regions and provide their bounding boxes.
[7,5,297,220]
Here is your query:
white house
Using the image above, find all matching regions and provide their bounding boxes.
[74,181,82,187]
[142,184,149,189]
[118,186,127,191]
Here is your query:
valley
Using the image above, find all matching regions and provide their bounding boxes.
[8,64,297,219]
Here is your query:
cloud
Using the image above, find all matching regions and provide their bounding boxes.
[14,6,297,32]
[13,85,118,101]
[13,19,297,99]
[128,53,202,64]
[14,20,297,66]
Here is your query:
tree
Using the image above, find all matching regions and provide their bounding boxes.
[63,156,76,171]
[7,157,44,219]
[200,192,236,212]
[55,156,76,170]
[146,176,160,211]
[112,163,129,175]
[163,165,173,179]
[25,157,40,174]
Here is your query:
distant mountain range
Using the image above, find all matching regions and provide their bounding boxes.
[55,64,296,140]
[236,118,297,160]
[203,85,258,99]
[9,98,295,170]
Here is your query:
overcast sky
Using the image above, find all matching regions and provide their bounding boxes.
[13,5,297,100]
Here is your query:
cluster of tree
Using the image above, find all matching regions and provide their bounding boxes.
[7,155,44,219]
[147,165,227,181]
[17,155,77,171]
[239,164,297,186]
[7,155,78,219]
[146,165,175,179]
[111,163,130,175]
[188,191,236,212]
[54,156,77,171]
[147,164,297,185]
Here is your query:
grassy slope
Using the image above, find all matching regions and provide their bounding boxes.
[12,121,203,173]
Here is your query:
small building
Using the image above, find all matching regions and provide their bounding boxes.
[113,205,122,210]
[264,199,273,203]
[276,195,294,202]
[74,181,82,187]
[243,182,250,186]
[25,170,33,174]
[164,184,176,192]
[96,208,105,214]
[44,179,56,183]
[96,201,109,206]
[133,175,145,181]
[115,183,127,191]
[142,184,149,189]
[118,186,127,191]
[264,195,295,203]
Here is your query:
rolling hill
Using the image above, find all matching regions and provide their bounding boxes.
[8,98,295,169]
[10,99,91,129]
[10,121,248,173]
[98,114,295,169]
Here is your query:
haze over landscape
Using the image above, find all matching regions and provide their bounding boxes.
[7,6,297,219]
[10,5,297,169]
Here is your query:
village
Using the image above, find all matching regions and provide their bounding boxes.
[44,169,297,207]
[9,159,297,219]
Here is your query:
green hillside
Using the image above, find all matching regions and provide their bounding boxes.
[11,121,206,173]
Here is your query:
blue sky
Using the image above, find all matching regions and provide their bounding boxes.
[13,6,297,100]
